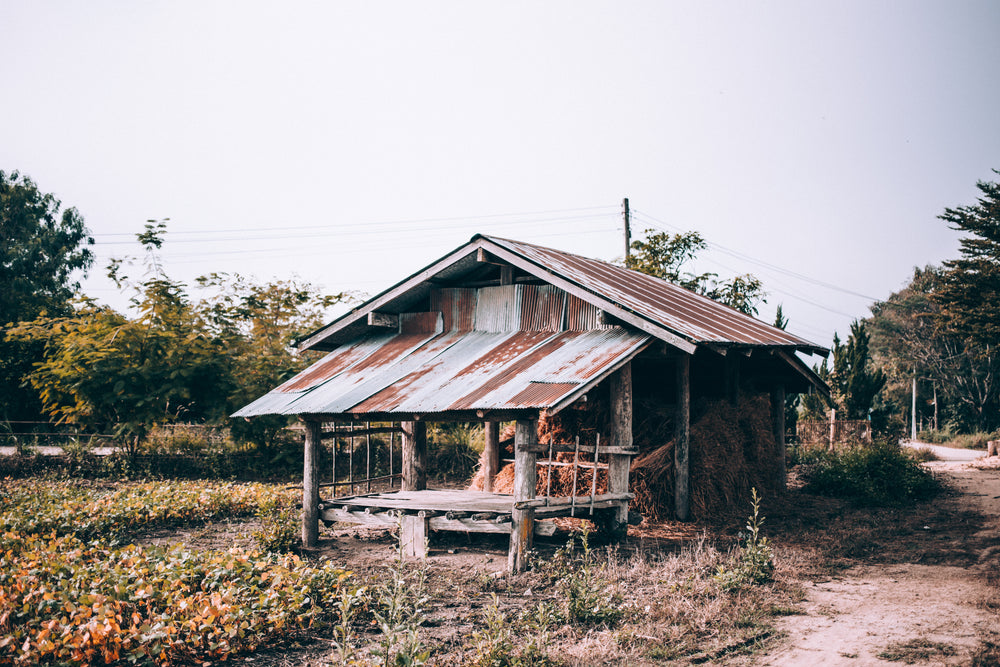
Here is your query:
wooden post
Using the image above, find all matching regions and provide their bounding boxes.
[725,354,740,407]
[829,408,836,451]
[608,364,633,539]
[508,419,537,573]
[401,514,429,559]
[483,421,500,492]
[674,355,691,521]
[771,384,786,490]
[402,420,427,491]
[302,418,321,547]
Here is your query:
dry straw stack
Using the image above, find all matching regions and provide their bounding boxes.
[469,391,781,522]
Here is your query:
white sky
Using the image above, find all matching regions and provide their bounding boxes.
[3,1,998,352]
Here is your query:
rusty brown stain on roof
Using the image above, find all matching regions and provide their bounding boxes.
[507,382,580,407]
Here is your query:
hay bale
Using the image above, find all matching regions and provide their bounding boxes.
[469,390,781,521]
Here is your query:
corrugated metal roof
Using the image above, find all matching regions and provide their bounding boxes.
[480,236,821,351]
[233,327,649,418]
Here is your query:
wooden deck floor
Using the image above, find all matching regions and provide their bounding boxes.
[325,488,516,514]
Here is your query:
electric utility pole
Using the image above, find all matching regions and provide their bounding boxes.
[623,197,631,262]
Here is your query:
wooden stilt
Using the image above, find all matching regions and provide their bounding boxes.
[401,514,429,559]
[508,419,537,573]
[675,355,691,521]
[771,384,786,490]
[402,420,427,491]
[483,421,500,493]
[608,364,633,538]
[302,419,322,547]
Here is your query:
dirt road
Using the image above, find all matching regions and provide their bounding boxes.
[764,448,999,666]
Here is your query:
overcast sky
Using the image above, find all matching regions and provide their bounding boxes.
[3,1,998,352]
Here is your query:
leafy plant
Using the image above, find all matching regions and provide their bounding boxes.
[252,496,299,553]
[802,441,941,506]
[545,525,622,628]
[714,488,774,591]
[371,539,430,666]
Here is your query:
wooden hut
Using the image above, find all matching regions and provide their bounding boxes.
[234,235,828,572]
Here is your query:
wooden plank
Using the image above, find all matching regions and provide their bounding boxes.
[367,312,399,329]
[321,507,400,527]
[508,419,537,573]
[321,425,404,440]
[675,355,691,521]
[520,442,637,455]
[483,421,500,493]
[429,516,510,534]
[302,419,321,547]
[516,492,634,509]
[402,420,427,491]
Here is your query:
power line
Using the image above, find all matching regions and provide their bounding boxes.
[630,209,881,302]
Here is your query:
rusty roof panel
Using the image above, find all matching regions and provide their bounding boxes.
[566,294,605,331]
[431,288,476,332]
[520,284,567,332]
[234,326,650,418]
[484,236,818,349]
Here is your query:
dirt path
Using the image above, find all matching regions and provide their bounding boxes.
[764,450,1000,666]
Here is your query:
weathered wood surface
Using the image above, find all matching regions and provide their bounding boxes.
[302,419,322,547]
[675,355,691,521]
[321,425,403,440]
[509,419,537,573]
[401,420,427,491]
[328,489,515,512]
[772,384,786,489]
[520,442,637,455]
[483,421,500,492]
[320,506,557,536]
[515,492,634,510]
[608,365,633,536]
[401,515,429,559]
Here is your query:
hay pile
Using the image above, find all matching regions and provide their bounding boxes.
[468,391,780,521]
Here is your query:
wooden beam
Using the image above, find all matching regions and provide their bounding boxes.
[483,421,500,493]
[508,419,537,573]
[367,312,399,329]
[675,355,691,521]
[607,364,633,539]
[772,384,786,490]
[302,419,322,547]
[520,442,637,455]
[401,421,427,491]
[321,425,404,440]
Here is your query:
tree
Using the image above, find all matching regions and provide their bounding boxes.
[935,171,1000,349]
[0,171,95,421]
[625,229,766,315]
[829,320,886,421]
[8,221,351,448]
[868,266,1000,432]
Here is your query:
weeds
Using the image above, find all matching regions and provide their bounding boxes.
[714,488,774,591]
[548,525,622,628]
[370,536,430,666]
[252,496,299,553]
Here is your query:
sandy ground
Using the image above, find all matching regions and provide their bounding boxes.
[764,445,999,666]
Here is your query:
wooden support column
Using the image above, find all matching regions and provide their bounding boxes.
[302,418,322,547]
[771,384,786,490]
[508,419,537,573]
[402,420,427,491]
[401,514,429,559]
[482,421,500,493]
[725,354,740,406]
[675,355,691,521]
[608,364,633,539]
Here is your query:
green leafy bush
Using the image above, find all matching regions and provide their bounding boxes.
[802,441,941,506]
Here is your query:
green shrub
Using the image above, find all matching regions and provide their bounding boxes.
[802,441,941,506]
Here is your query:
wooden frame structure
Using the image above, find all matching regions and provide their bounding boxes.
[300,365,638,572]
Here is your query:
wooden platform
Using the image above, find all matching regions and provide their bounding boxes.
[318,488,632,539]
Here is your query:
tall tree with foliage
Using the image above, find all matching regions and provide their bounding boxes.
[8,221,349,449]
[625,229,766,315]
[935,171,1000,349]
[0,171,95,421]
[830,320,886,420]
[868,265,999,432]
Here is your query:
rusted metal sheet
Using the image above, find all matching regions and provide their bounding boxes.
[484,236,819,350]
[234,326,650,417]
